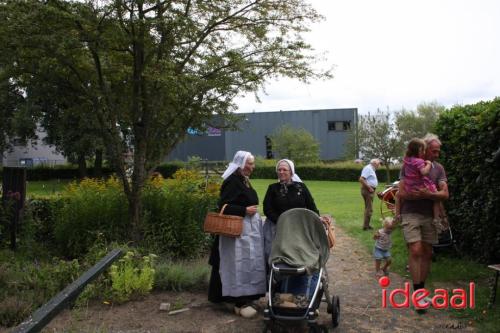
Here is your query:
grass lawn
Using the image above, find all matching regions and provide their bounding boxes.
[26,179,71,196]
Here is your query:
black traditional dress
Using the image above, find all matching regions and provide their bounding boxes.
[208,173,266,304]
[263,181,320,264]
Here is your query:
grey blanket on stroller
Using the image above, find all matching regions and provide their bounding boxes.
[270,208,330,272]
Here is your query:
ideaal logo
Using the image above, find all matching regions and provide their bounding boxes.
[378,276,475,309]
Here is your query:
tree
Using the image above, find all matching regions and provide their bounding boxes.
[1,0,330,239]
[0,71,37,166]
[395,101,445,145]
[270,124,320,163]
[33,82,106,178]
[342,128,358,160]
[357,110,401,182]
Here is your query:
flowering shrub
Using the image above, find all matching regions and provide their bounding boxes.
[142,169,219,258]
[51,170,219,259]
[54,177,129,258]
[169,168,205,192]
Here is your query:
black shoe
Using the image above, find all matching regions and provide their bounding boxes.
[363,226,373,230]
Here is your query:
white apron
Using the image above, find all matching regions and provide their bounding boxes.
[219,212,266,297]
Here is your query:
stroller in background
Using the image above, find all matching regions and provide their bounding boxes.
[263,208,340,333]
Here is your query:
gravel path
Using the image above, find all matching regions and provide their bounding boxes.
[36,226,476,333]
[318,226,475,332]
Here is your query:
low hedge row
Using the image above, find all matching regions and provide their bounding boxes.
[252,165,400,183]
[1,162,399,182]
[0,163,182,181]
[0,166,115,181]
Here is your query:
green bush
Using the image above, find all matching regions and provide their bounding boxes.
[50,170,218,259]
[436,98,500,262]
[28,258,81,300]
[1,198,38,250]
[74,242,131,307]
[155,162,183,178]
[142,170,218,258]
[109,251,156,303]
[54,177,129,258]
[26,196,66,247]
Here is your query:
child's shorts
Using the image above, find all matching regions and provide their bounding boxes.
[373,246,391,260]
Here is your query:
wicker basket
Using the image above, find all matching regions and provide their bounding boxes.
[203,204,243,237]
[322,215,336,248]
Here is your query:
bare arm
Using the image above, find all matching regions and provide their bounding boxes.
[399,179,449,201]
[433,181,449,201]
[420,160,432,176]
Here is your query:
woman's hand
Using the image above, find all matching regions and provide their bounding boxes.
[320,215,331,226]
[246,205,258,216]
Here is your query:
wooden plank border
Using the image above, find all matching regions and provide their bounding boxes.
[13,248,123,333]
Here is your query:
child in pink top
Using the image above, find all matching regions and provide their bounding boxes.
[396,138,444,229]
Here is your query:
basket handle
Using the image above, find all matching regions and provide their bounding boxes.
[219,204,228,215]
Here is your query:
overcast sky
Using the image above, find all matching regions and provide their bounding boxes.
[234,0,500,115]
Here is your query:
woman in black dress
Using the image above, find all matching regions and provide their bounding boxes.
[208,151,266,318]
[263,159,324,264]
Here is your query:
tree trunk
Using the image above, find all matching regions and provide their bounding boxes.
[385,165,391,184]
[94,149,103,178]
[127,188,143,244]
[77,153,87,178]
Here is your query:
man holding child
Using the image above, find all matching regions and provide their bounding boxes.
[398,133,449,313]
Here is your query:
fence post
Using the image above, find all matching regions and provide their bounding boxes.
[1,167,26,250]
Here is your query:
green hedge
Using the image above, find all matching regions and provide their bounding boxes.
[436,98,500,262]
[155,162,183,178]
[0,165,115,181]
[252,164,400,183]
[26,196,66,247]
[1,161,397,182]
[0,163,181,181]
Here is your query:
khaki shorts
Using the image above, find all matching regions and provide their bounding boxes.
[401,213,438,245]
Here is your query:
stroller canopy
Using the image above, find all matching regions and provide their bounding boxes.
[270,208,330,272]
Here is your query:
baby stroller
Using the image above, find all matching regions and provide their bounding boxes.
[263,208,340,333]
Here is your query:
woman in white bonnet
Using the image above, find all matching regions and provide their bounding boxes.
[263,159,321,265]
[207,151,266,318]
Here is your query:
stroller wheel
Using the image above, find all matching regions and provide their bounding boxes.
[331,295,340,328]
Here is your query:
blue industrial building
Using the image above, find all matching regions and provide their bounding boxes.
[167,108,357,161]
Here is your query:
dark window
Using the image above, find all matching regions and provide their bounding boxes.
[265,135,273,159]
[328,121,351,131]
